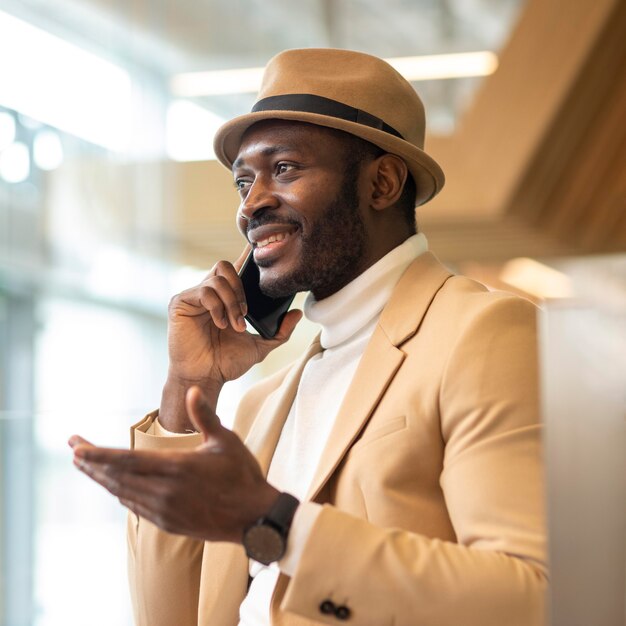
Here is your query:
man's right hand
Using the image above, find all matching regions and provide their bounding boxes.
[159,247,302,432]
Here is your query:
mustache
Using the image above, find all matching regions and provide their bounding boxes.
[246,213,301,236]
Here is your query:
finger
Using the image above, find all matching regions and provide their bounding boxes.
[120,497,149,522]
[190,280,235,331]
[120,497,189,537]
[120,498,159,525]
[186,386,223,442]
[73,445,179,476]
[273,309,303,342]
[88,465,203,538]
[215,257,248,323]
[209,246,251,315]
[171,278,245,333]
[68,434,95,449]
[203,245,250,281]
[260,308,303,346]
[250,309,303,363]
[197,276,246,332]
[74,457,167,507]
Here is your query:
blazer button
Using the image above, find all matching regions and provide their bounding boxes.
[319,600,336,615]
[335,605,351,620]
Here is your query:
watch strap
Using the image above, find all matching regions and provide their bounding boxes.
[265,492,300,534]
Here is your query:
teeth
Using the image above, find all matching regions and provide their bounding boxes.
[257,231,289,248]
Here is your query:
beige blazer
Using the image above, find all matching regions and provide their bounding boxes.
[128,252,547,626]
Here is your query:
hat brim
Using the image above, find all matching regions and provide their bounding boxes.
[213,110,445,207]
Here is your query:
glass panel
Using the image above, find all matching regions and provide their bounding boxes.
[539,257,626,626]
[31,297,170,626]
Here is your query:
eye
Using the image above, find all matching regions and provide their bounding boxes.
[276,162,295,175]
[234,178,251,192]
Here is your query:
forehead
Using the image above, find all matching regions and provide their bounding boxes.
[233,120,347,168]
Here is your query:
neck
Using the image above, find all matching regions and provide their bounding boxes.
[312,228,416,300]
[305,232,428,348]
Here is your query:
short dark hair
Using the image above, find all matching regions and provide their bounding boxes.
[337,131,418,233]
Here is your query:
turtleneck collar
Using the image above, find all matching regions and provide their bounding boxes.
[303,233,428,349]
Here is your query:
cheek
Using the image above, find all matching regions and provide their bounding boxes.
[282,177,339,223]
[236,210,247,236]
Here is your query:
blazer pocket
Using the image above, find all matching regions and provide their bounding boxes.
[350,415,407,453]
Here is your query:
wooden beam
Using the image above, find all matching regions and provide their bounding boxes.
[422,0,620,220]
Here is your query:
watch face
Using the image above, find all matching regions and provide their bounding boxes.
[244,524,285,565]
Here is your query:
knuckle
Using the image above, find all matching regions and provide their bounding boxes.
[119,455,135,473]
[198,284,218,300]
[167,457,184,477]
[214,260,232,274]
[102,474,119,493]
[168,293,185,312]
[210,275,229,290]
[226,297,241,311]
[159,485,177,509]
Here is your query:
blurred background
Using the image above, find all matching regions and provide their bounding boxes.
[0,0,624,625]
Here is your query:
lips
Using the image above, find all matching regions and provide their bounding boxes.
[256,230,296,248]
[248,224,299,262]
[248,224,298,248]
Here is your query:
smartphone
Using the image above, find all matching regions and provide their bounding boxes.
[238,251,296,339]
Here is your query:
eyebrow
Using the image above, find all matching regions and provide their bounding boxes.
[232,145,297,170]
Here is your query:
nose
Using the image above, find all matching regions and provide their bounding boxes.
[237,176,279,223]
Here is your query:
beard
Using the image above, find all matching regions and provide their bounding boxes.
[251,170,367,300]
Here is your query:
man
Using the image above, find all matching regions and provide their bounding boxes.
[70,49,547,625]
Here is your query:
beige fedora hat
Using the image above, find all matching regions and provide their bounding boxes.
[213,48,445,206]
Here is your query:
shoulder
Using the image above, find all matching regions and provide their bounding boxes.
[386,253,537,346]
[434,274,538,328]
[394,257,538,354]
[434,278,541,437]
[423,274,539,380]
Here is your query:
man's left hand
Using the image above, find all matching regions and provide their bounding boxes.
[69,386,280,543]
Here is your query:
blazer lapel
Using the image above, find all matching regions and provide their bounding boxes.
[306,252,453,501]
[245,337,322,476]
[378,252,453,345]
[305,328,404,501]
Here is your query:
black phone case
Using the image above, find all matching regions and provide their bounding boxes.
[239,252,295,339]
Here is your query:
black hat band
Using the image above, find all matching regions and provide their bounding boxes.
[251,94,404,140]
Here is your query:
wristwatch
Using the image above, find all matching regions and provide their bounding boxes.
[243,492,300,565]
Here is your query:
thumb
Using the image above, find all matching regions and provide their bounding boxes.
[256,309,303,359]
[274,309,303,342]
[68,434,95,449]
[186,386,223,442]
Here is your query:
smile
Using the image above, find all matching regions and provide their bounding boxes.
[249,224,298,248]
[256,230,295,248]
[249,224,299,264]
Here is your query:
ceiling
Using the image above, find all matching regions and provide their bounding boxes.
[509,0,626,255]
[3,0,624,272]
[0,0,525,133]
[3,0,524,70]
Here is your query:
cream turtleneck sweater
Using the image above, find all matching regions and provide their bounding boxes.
[239,233,428,625]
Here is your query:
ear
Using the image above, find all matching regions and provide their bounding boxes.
[368,154,408,211]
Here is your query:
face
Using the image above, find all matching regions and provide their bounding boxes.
[233,120,372,300]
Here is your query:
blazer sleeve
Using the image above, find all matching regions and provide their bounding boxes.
[125,367,292,626]
[127,412,205,626]
[280,295,547,626]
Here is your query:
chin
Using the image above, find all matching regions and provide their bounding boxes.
[259,266,306,299]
